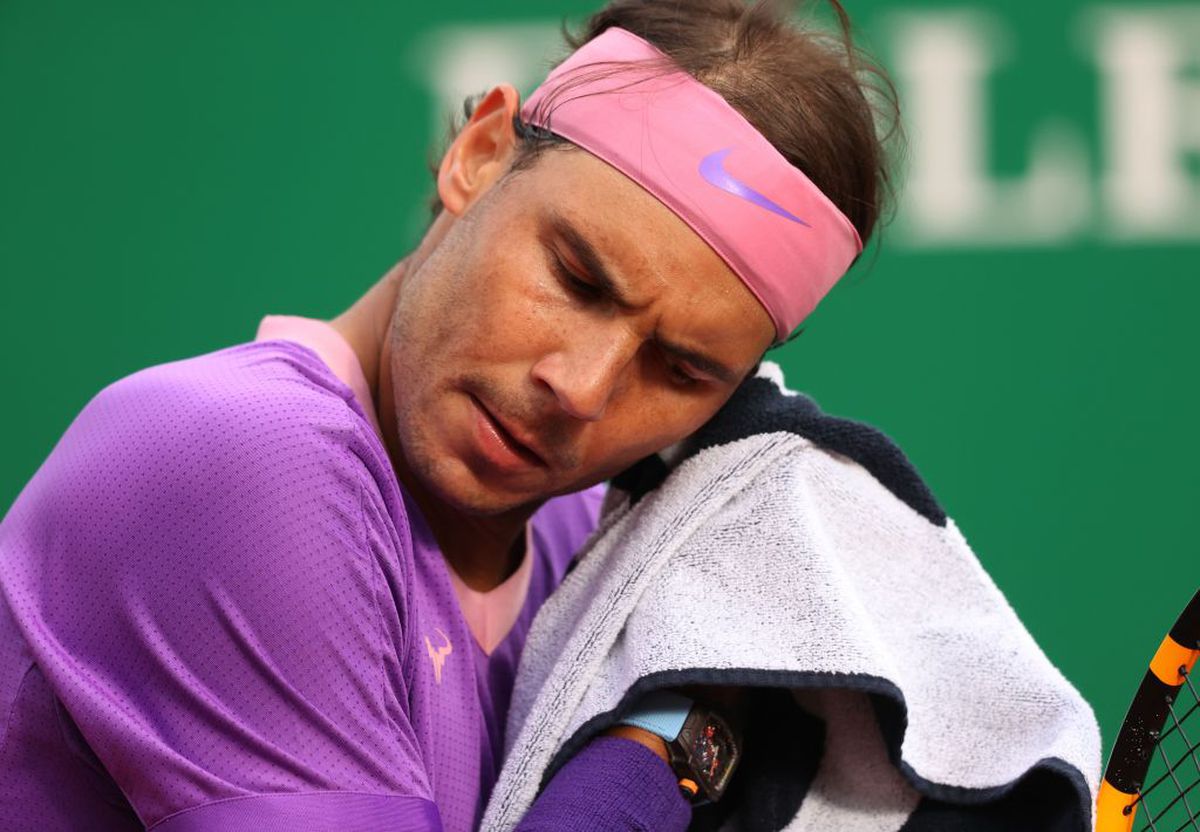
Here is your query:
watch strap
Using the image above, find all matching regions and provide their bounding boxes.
[616,689,693,743]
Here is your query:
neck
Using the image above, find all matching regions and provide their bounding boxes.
[405,483,536,591]
[330,259,401,411]
[331,255,537,592]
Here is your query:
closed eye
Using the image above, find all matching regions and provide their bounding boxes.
[668,363,702,387]
[550,251,604,302]
[657,347,707,388]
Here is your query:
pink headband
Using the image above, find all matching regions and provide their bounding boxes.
[520,27,863,341]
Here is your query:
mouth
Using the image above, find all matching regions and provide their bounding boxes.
[469,394,548,469]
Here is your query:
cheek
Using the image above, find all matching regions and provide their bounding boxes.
[460,256,569,362]
[390,285,460,384]
[594,386,731,468]
[396,251,522,366]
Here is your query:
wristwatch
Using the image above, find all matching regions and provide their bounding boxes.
[616,689,742,805]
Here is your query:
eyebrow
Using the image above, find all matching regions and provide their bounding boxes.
[549,214,639,312]
[546,212,742,386]
[658,340,740,385]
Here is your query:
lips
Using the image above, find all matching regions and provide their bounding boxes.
[470,394,547,469]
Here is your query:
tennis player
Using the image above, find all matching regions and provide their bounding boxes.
[0,1,896,829]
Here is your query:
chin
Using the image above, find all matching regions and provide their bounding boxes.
[414,451,549,517]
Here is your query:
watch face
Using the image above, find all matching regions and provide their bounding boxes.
[680,709,739,799]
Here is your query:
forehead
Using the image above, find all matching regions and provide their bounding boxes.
[505,148,774,353]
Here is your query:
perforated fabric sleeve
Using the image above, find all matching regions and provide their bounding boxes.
[0,344,440,829]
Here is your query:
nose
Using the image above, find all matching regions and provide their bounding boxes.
[531,328,639,422]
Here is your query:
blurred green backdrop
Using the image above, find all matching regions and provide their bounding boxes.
[2,0,1198,766]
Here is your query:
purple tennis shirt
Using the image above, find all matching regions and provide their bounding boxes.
[0,338,604,831]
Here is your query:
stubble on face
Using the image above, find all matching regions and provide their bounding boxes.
[380,150,775,520]
[378,198,566,518]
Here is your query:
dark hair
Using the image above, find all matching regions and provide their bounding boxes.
[429,0,902,255]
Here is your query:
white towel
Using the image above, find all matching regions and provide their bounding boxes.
[482,364,1100,832]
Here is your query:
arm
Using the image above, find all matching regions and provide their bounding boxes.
[514,731,691,832]
[6,368,444,831]
[513,686,746,831]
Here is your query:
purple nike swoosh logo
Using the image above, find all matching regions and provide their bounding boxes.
[698,148,812,227]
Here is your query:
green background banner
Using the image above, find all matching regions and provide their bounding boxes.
[3,0,1198,764]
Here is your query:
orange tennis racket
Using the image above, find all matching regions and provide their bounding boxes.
[1098,589,1200,831]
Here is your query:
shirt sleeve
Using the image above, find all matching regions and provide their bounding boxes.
[0,355,441,830]
[514,737,692,832]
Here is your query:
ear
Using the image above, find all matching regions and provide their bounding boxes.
[436,84,522,217]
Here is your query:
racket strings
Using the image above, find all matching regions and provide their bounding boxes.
[1136,663,1200,832]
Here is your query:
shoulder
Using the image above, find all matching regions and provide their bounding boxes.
[0,343,434,829]
[706,371,946,525]
[58,340,376,502]
[4,340,407,727]
[615,364,946,526]
[6,341,392,594]
[86,339,366,459]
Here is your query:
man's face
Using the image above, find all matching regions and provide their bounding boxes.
[386,146,776,515]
